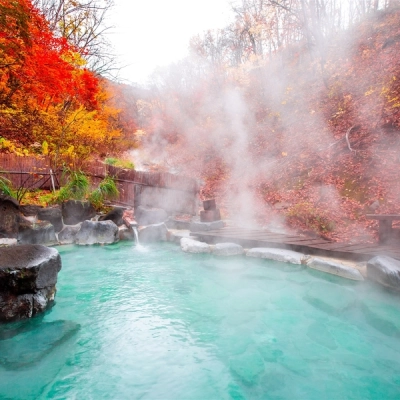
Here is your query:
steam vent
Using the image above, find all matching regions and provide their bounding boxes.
[0,245,62,322]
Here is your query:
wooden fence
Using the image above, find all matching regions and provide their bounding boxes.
[0,154,199,214]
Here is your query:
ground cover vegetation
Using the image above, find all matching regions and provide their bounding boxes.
[1,0,400,241]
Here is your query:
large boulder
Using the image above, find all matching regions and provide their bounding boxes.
[212,243,244,256]
[98,207,125,226]
[57,224,82,245]
[62,200,96,225]
[19,204,43,217]
[37,206,63,232]
[367,256,400,290]
[0,245,62,322]
[307,257,364,281]
[180,237,211,253]
[138,223,168,243]
[135,206,168,226]
[75,220,119,245]
[246,247,305,264]
[18,220,57,245]
[0,195,20,238]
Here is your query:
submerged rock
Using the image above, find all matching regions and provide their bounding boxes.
[246,248,305,265]
[0,320,80,369]
[367,256,400,290]
[307,257,364,281]
[304,281,356,315]
[75,220,119,245]
[180,238,211,253]
[212,243,244,256]
[138,223,168,242]
[0,245,62,322]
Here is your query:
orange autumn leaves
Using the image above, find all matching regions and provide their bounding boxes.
[0,0,132,165]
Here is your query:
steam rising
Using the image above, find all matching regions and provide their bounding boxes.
[129,1,400,240]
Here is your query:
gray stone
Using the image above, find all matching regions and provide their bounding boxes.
[98,207,125,226]
[367,256,400,290]
[138,223,168,242]
[58,224,81,245]
[0,195,20,238]
[62,200,96,225]
[180,238,211,253]
[0,238,17,247]
[304,282,356,315]
[18,220,56,245]
[189,220,224,232]
[0,245,62,322]
[119,225,136,241]
[246,247,305,264]
[307,257,364,281]
[165,217,191,230]
[212,243,244,256]
[75,220,119,245]
[19,204,43,217]
[37,206,63,232]
[135,206,168,226]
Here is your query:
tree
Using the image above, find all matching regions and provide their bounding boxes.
[32,0,116,76]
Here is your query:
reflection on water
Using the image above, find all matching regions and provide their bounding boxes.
[1,242,400,399]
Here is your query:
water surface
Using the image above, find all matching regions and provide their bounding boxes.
[1,242,400,399]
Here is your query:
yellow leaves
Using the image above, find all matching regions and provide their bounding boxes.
[282,152,287,157]
[42,141,49,155]
[364,88,375,96]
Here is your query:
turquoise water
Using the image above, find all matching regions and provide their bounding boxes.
[1,242,400,400]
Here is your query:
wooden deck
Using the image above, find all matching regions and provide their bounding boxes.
[191,226,400,261]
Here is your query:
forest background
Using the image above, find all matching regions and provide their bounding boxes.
[1,0,400,242]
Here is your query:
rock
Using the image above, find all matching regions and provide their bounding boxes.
[119,225,136,241]
[37,206,63,232]
[138,223,168,242]
[18,220,56,245]
[304,282,356,315]
[0,245,62,322]
[246,247,305,264]
[58,224,81,245]
[229,351,265,386]
[75,220,119,245]
[20,204,43,217]
[165,217,191,230]
[98,207,125,226]
[212,243,244,256]
[135,206,168,225]
[367,256,400,290]
[0,195,20,238]
[180,237,211,253]
[362,299,400,337]
[0,238,17,247]
[189,220,224,232]
[62,200,96,225]
[0,320,80,369]
[307,257,364,281]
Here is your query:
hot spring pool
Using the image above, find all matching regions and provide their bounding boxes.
[1,242,400,399]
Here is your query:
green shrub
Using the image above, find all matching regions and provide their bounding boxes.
[57,170,90,202]
[0,176,13,197]
[105,157,135,170]
[89,176,119,209]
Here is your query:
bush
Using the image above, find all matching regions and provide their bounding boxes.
[0,176,13,197]
[105,157,135,170]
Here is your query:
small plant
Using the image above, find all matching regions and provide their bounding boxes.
[89,176,119,209]
[0,176,13,197]
[105,157,135,170]
[57,170,90,202]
